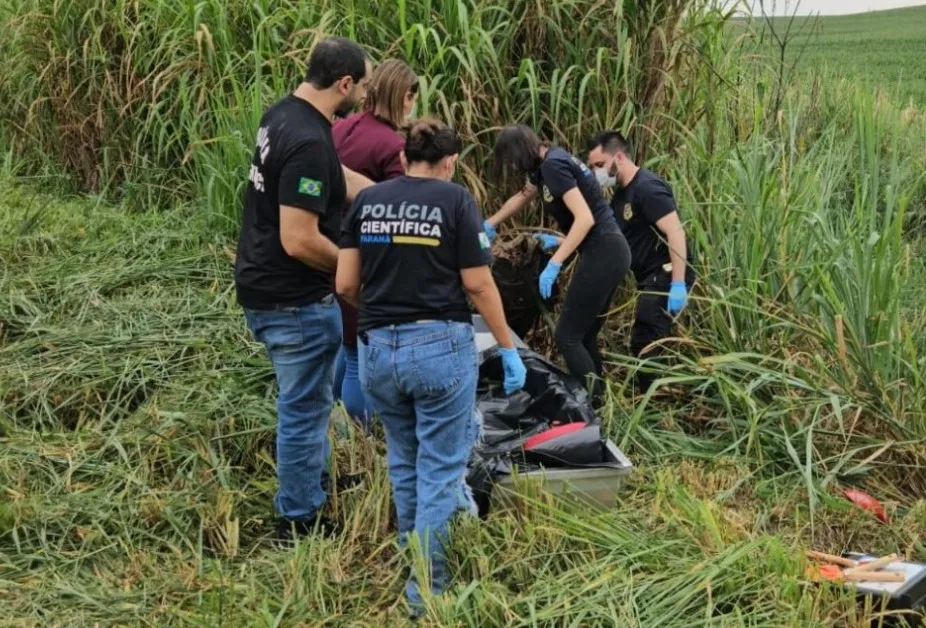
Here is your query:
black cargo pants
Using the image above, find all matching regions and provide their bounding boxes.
[631,266,696,390]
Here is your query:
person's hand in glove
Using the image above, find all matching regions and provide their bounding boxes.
[667,281,688,314]
[533,233,562,251]
[538,260,562,300]
[483,220,497,242]
[498,347,527,395]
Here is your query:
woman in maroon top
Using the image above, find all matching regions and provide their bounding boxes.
[332,59,419,424]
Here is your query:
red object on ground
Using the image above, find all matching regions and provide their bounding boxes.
[524,422,587,450]
[843,489,889,523]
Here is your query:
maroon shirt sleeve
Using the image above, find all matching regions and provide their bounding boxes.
[381,139,406,180]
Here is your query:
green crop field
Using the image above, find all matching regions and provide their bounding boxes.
[755,5,926,106]
[2,1,926,626]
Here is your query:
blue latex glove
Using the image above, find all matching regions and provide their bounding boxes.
[483,220,497,242]
[667,281,688,314]
[499,347,527,395]
[533,233,561,251]
[538,260,562,300]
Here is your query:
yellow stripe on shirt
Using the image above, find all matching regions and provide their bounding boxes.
[392,236,440,247]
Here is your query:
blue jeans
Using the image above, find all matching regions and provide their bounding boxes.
[359,321,478,607]
[334,348,346,402]
[244,299,342,521]
[340,345,377,426]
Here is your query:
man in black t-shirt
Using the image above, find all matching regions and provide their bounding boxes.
[233,37,374,543]
[588,131,696,388]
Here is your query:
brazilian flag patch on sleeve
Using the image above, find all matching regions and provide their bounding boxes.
[298,177,322,197]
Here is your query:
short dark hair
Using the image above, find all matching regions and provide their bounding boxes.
[305,37,369,89]
[492,124,543,182]
[591,130,633,157]
[403,118,462,165]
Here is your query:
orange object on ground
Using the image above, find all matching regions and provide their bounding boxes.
[806,564,844,581]
[843,489,889,523]
[806,564,906,584]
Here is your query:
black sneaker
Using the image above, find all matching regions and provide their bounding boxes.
[270,516,339,548]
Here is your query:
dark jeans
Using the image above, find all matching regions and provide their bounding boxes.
[632,268,695,389]
[554,228,631,402]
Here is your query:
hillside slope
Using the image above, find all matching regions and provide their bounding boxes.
[758,5,926,105]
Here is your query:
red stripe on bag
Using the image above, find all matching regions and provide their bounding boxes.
[524,422,586,450]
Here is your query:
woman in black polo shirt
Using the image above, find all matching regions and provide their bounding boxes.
[485,124,631,404]
[336,119,526,612]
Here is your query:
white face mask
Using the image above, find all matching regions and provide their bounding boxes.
[594,167,616,190]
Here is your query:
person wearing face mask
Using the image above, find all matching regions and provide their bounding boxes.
[331,59,420,426]
[587,131,696,389]
[336,118,526,613]
[485,125,631,405]
[234,37,376,544]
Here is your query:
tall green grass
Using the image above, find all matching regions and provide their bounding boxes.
[0,0,734,219]
[608,85,926,511]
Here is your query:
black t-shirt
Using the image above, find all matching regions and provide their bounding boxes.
[234,95,346,309]
[339,176,493,332]
[611,168,687,282]
[529,146,618,245]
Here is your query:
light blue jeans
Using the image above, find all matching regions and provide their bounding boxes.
[359,321,479,607]
[244,298,342,521]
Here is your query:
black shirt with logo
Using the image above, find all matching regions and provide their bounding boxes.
[340,176,493,333]
[611,168,688,283]
[235,95,346,309]
[529,146,619,246]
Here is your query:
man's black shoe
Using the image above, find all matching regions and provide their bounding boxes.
[270,516,339,548]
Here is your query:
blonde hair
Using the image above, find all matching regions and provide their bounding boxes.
[365,60,418,128]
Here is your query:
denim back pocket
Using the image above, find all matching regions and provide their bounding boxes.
[248,309,304,354]
[411,338,462,394]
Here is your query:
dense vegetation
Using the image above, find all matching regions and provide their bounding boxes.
[1,0,925,625]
